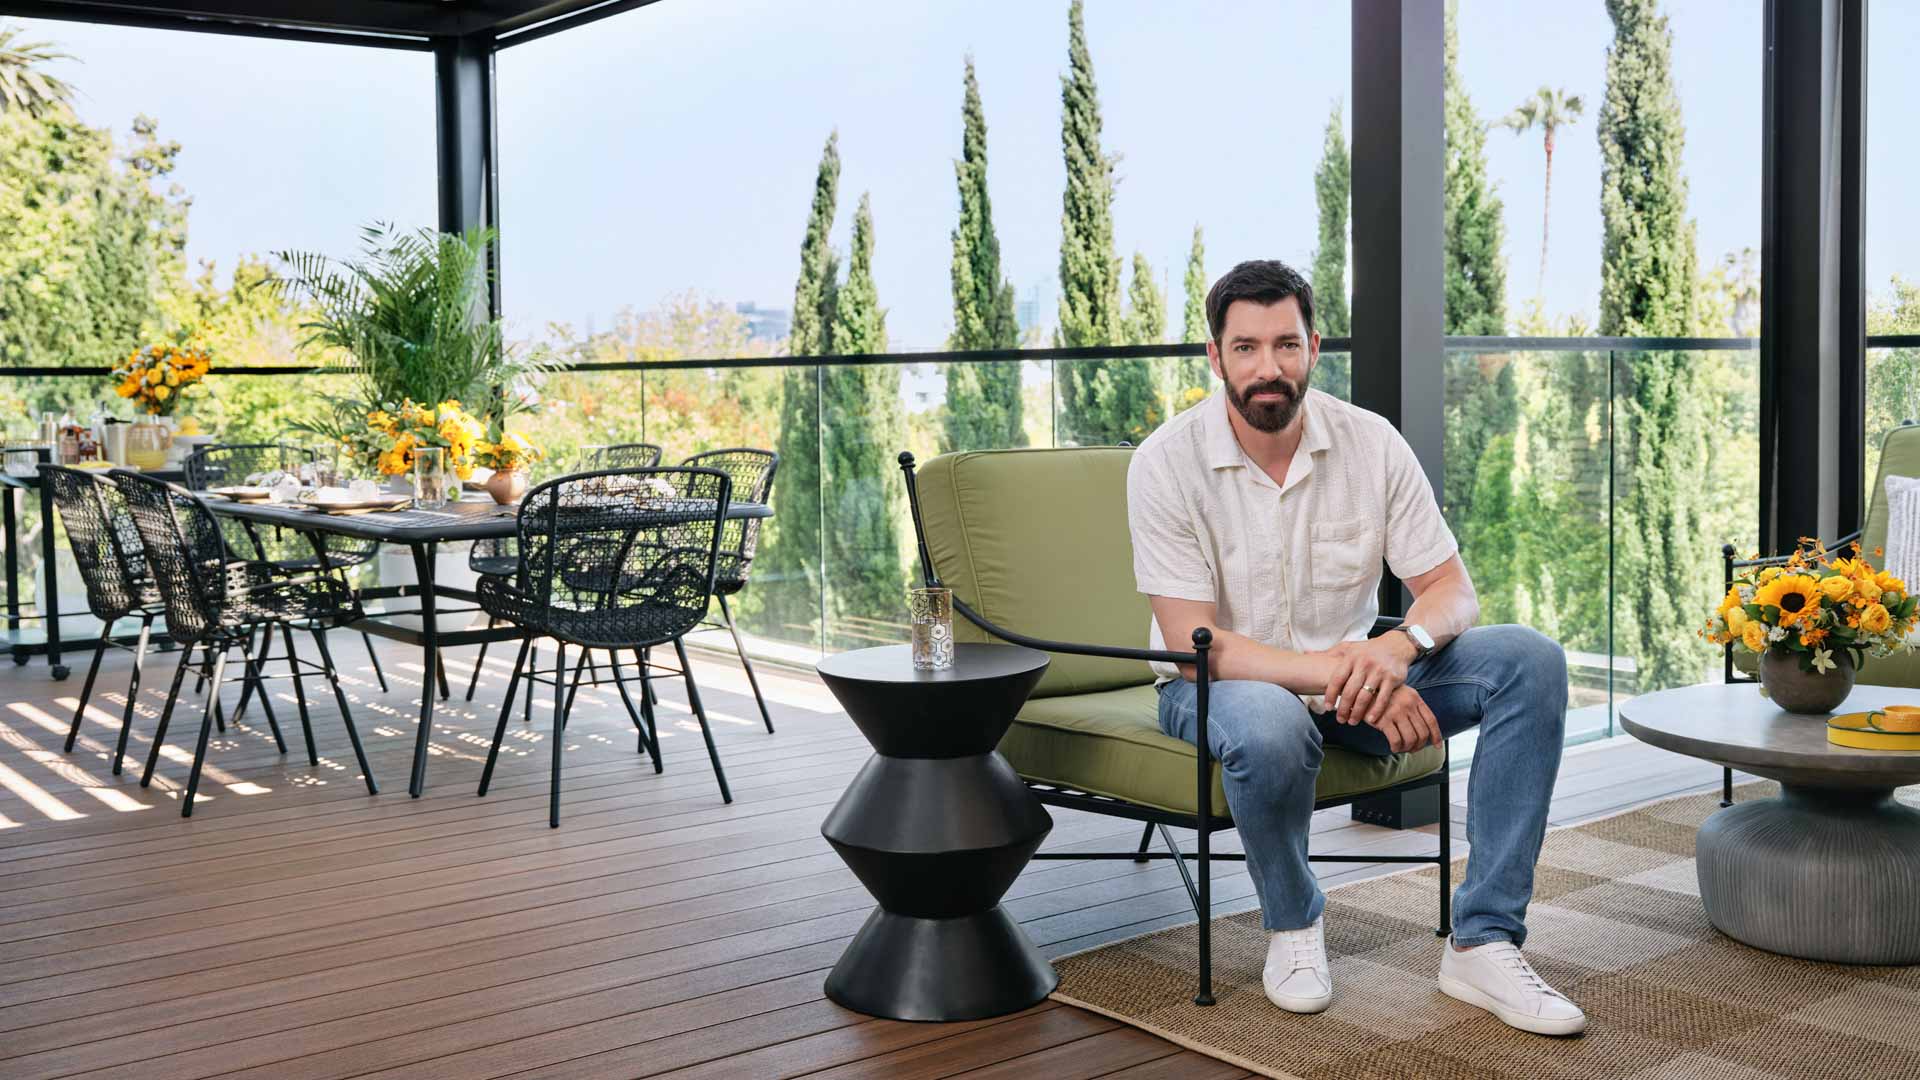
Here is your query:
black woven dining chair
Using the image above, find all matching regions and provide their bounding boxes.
[112,471,377,817]
[42,466,167,775]
[462,441,666,703]
[475,466,734,826]
[681,448,779,732]
[185,442,392,694]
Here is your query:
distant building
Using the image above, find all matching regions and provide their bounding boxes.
[1015,283,1046,335]
[736,302,792,344]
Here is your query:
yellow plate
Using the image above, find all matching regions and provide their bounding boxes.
[1827,711,1920,749]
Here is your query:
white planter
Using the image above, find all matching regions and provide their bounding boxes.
[378,542,480,634]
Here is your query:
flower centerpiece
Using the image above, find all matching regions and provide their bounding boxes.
[113,342,210,417]
[472,423,543,504]
[1704,542,1919,713]
[352,399,486,492]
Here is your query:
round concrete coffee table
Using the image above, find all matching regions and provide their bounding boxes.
[1621,683,1920,964]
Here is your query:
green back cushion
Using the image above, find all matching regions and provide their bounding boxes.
[1847,424,1920,689]
[915,447,1153,698]
[1863,423,1920,561]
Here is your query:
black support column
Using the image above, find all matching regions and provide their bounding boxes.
[434,31,500,315]
[1350,0,1446,609]
[1760,0,1867,553]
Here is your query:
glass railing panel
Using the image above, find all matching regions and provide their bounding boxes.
[1442,345,1614,750]
[1866,344,1920,505]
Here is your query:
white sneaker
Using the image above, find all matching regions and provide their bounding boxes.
[1438,937,1587,1036]
[1264,916,1332,1013]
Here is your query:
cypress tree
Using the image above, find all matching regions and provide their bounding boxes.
[1055,0,1144,445]
[1441,0,1515,547]
[1310,103,1352,401]
[758,132,840,646]
[822,194,906,643]
[942,56,1024,451]
[1174,224,1212,410]
[1443,0,1508,336]
[1600,0,1709,690]
[1122,252,1164,346]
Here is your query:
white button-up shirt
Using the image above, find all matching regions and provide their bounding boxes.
[1128,388,1458,685]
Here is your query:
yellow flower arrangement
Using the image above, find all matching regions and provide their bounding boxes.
[472,424,544,473]
[1704,541,1919,675]
[354,398,487,479]
[112,342,211,417]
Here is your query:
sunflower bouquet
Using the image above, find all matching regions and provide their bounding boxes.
[355,399,487,479]
[1704,542,1919,674]
[471,422,543,473]
[113,343,211,416]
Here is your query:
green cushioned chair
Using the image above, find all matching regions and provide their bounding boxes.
[1719,422,1920,801]
[900,446,1451,1006]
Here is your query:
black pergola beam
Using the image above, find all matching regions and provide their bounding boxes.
[1759,0,1867,553]
[0,0,625,46]
[1350,0,1446,614]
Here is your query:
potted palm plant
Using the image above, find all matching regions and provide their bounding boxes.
[265,224,550,615]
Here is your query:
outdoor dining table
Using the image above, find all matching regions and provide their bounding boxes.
[206,492,772,798]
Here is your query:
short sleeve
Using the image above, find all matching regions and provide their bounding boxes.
[1383,429,1459,580]
[1127,451,1216,602]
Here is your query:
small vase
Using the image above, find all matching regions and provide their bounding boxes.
[484,468,528,505]
[1759,648,1856,714]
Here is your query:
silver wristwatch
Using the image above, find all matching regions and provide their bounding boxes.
[1395,623,1436,659]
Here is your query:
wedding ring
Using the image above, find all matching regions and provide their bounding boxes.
[1361,685,1377,694]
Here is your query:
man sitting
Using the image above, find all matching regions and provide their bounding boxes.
[1128,259,1585,1036]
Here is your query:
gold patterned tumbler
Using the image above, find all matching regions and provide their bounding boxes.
[908,587,955,670]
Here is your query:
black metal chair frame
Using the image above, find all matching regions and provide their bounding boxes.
[899,451,1453,1006]
[474,466,736,826]
[680,447,780,733]
[42,465,167,776]
[184,442,393,696]
[113,471,377,817]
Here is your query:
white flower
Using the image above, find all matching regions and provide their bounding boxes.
[1811,648,1836,674]
[1767,625,1789,642]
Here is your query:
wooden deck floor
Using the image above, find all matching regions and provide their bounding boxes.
[0,635,1740,1079]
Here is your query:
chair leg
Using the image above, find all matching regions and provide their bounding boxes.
[465,620,496,701]
[181,649,230,818]
[1437,783,1454,939]
[110,616,153,776]
[141,648,196,787]
[611,649,660,771]
[64,636,109,753]
[642,646,657,707]
[1722,766,1733,807]
[551,642,568,828]
[207,644,227,734]
[309,626,377,795]
[280,623,318,766]
[718,593,772,733]
[362,630,389,693]
[435,647,451,700]
[634,649,661,772]
[237,632,286,754]
[561,648,590,721]
[1195,817,1214,1007]
[525,644,539,722]
[673,638,731,803]
[478,636,533,796]
[1133,821,1156,863]
[233,623,272,722]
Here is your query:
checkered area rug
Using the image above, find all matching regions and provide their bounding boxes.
[1050,782,1920,1079]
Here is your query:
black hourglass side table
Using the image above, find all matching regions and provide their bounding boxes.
[815,643,1057,1021]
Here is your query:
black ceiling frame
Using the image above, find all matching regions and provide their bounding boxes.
[0,1,659,50]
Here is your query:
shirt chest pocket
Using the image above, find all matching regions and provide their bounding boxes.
[1309,518,1381,623]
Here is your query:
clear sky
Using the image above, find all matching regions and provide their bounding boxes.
[17,1,1919,347]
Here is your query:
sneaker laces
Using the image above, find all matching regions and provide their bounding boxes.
[1276,923,1324,971]
[1479,941,1565,1000]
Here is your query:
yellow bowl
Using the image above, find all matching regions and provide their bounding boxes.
[1871,705,1920,733]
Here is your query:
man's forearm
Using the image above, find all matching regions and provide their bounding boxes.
[1178,627,1336,694]
[1402,574,1480,649]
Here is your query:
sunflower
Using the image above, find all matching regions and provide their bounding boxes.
[1755,574,1822,626]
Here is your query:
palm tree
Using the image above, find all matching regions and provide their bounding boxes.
[0,23,74,119]
[1501,86,1584,294]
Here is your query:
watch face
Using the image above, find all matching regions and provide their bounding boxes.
[1408,625,1436,651]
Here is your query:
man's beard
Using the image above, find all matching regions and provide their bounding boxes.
[1225,372,1308,433]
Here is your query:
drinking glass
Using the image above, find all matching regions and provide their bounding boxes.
[908,587,955,670]
[413,446,452,508]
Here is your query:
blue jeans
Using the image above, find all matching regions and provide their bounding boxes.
[1157,624,1567,947]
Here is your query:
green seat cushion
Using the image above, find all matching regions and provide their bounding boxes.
[1004,683,1446,818]
[916,447,1153,698]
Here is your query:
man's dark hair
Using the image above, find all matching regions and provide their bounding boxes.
[1204,260,1316,343]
